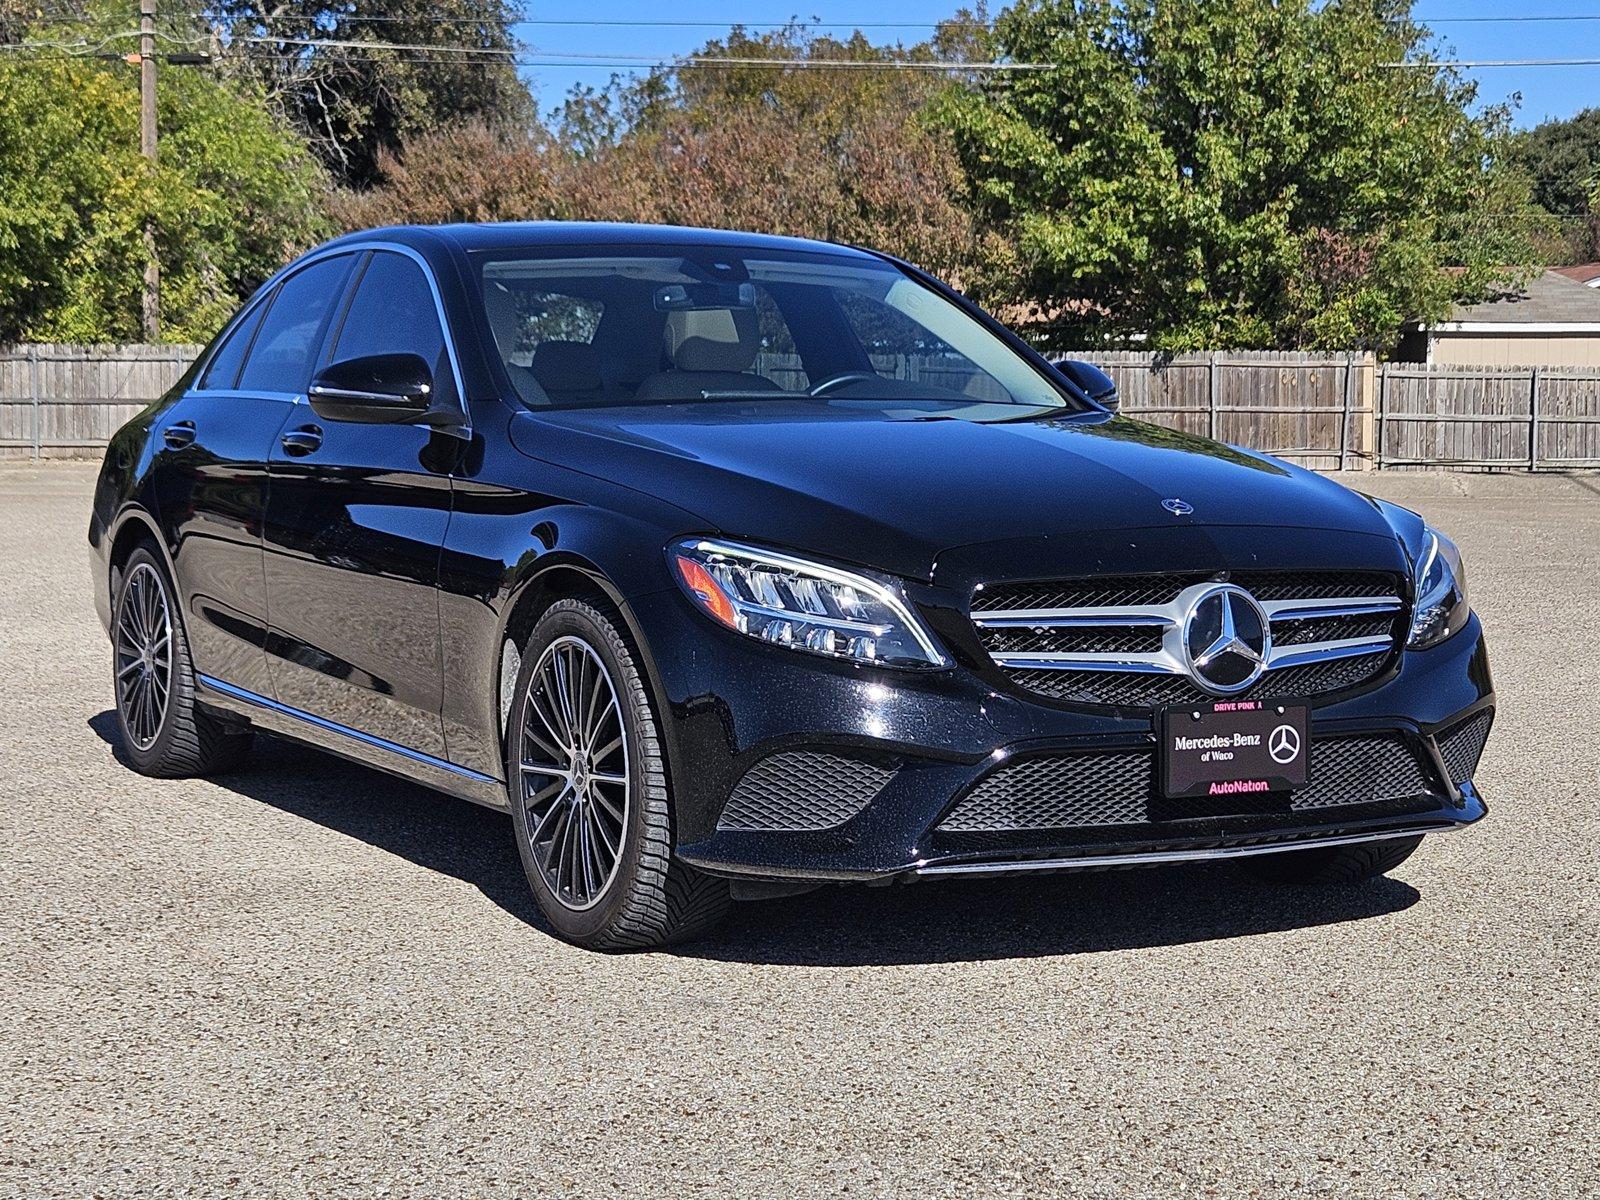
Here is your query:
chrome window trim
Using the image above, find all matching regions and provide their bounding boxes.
[193,240,471,434]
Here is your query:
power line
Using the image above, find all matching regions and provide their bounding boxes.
[205,13,999,29]
[226,33,1043,70]
[1384,57,1600,68]
[17,28,1600,74]
[1414,12,1600,22]
[23,7,1600,33]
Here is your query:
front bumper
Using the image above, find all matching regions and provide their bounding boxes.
[632,586,1493,883]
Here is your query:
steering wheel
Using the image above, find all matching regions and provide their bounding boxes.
[808,371,881,397]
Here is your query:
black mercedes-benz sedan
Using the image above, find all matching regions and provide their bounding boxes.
[89,223,1493,949]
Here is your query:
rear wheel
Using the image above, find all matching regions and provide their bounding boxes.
[112,546,252,777]
[1244,835,1423,885]
[508,598,730,950]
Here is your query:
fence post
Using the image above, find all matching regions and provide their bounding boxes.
[1528,366,1540,472]
[1339,353,1354,472]
[27,345,41,460]
[1376,361,1387,470]
[1207,351,1219,440]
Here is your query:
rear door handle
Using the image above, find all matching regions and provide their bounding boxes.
[162,420,196,450]
[280,424,324,457]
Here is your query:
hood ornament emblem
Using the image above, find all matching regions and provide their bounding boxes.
[1182,584,1272,694]
[1162,498,1194,516]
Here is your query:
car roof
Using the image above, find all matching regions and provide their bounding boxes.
[320,221,884,260]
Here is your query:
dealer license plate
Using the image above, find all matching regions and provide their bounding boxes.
[1160,700,1310,799]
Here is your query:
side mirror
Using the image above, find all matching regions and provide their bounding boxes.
[1054,358,1119,413]
[309,353,435,423]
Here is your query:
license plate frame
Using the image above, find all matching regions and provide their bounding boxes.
[1160,700,1310,800]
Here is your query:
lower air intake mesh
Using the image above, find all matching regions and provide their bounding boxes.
[717,750,895,832]
[939,735,1439,834]
[1436,711,1493,786]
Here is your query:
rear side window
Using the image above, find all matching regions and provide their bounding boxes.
[199,300,266,391]
[237,254,353,394]
[330,251,447,382]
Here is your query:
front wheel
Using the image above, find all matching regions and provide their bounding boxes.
[1244,835,1423,885]
[507,598,730,950]
[112,545,253,777]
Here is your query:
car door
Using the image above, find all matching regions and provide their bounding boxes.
[261,248,458,759]
[144,254,355,698]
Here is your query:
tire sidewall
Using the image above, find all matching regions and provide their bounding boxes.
[113,547,185,771]
[507,601,662,943]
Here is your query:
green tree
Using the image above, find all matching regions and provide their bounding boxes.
[1517,108,1600,220]
[345,21,999,284]
[0,52,330,342]
[206,0,531,187]
[578,25,992,281]
[1513,108,1600,263]
[943,0,1544,351]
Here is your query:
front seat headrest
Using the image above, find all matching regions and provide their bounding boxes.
[666,307,760,373]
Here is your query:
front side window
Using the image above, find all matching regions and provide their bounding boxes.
[474,248,1075,420]
[330,251,447,385]
[237,254,353,394]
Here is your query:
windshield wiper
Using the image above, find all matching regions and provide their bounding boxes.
[695,390,816,402]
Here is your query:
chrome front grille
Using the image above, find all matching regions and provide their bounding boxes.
[971,570,1404,708]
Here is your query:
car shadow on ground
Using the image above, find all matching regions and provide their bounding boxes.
[90,711,1421,967]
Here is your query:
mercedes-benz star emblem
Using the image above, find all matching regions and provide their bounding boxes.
[1162,498,1194,516]
[1268,723,1301,765]
[1182,584,1272,695]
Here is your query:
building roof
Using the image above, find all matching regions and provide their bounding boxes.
[1551,262,1600,287]
[1439,269,1600,330]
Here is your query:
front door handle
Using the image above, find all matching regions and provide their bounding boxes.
[162,420,196,451]
[280,424,324,457]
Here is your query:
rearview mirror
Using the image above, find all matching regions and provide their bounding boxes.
[309,353,434,423]
[653,282,757,312]
[1054,358,1119,413]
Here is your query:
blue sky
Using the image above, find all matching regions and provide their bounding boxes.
[516,0,1600,129]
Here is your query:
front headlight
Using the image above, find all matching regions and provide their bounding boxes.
[669,538,947,669]
[1407,526,1471,649]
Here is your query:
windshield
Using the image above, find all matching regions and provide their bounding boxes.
[473,246,1078,421]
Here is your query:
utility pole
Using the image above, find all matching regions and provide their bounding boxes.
[139,0,159,341]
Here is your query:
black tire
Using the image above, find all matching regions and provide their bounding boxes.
[112,545,253,778]
[1244,835,1423,885]
[507,598,730,950]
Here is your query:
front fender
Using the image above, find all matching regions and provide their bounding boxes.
[437,455,708,784]
[89,412,165,635]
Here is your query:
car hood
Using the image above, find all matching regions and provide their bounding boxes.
[509,403,1403,583]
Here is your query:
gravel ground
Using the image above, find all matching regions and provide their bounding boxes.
[1,461,1597,1199]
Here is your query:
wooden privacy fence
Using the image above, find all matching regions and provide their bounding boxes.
[1062,350,1600,470]
[1375,363,1600,469]
[0,345,201,459]
[3,344,1600,470]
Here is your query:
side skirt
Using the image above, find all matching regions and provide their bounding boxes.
[196,674,511,812]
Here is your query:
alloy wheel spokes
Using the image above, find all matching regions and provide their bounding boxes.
[517,635,629,911]
[114,563,174,751]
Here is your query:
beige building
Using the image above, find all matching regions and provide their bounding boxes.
[1405,269,1600,367]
